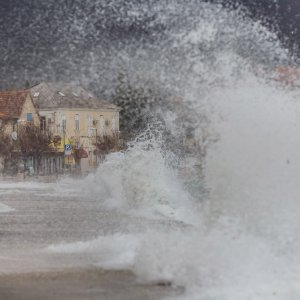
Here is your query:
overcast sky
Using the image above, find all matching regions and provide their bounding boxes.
[229,0,300,50]
[0,0,299,92]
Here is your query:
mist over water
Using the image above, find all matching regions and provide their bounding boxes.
[3,1,300,299]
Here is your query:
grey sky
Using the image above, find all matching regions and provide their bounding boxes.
[0,0,298,92]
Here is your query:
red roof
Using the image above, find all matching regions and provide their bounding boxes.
[0,90,29,119]
[275,66,300,86]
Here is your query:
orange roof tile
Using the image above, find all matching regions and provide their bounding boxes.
[275,66,300,86]
[0,90,29,119]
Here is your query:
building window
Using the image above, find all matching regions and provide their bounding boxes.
[75,114,80,131]
[112,117,117,131]
[99,115,105,134]
[40,116,46,131]
[87,115,92,127]
[27,113,33,122]
[87,115,96,136]
[62,115,66,133]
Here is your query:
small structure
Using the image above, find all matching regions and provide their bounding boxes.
[0,90,66,176]
[30,82,121,173]
[0,90,40,133]
[0,90,64,176]
[0,90,39,175]
[275,66,300,87]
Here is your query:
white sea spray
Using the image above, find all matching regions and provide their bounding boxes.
[3,1,300,299]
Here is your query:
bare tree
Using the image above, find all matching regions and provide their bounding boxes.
[94,132,120,161]
[0,128,15,174]
[112,72,164,141]
[17,124,53,174]
[0,128,13,157]
[111,73,218,177]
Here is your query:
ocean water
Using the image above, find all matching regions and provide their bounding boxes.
[2,1,300,299]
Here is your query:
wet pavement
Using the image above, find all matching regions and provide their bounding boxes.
[0,184,183,299]
[0,269,182,300]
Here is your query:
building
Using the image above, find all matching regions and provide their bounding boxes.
[0,90,40,133]
[275,66,300,87]
[0,90,64,176]
[30,82,121,173]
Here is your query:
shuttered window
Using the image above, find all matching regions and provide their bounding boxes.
[27,113,33,122]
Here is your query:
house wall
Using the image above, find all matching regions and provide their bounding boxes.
[39,109,119,136]
[0,95,40,135]
[1,119,16,135]
[38,108,120,170]
[60,109,119,138]
[19,95,40,126]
